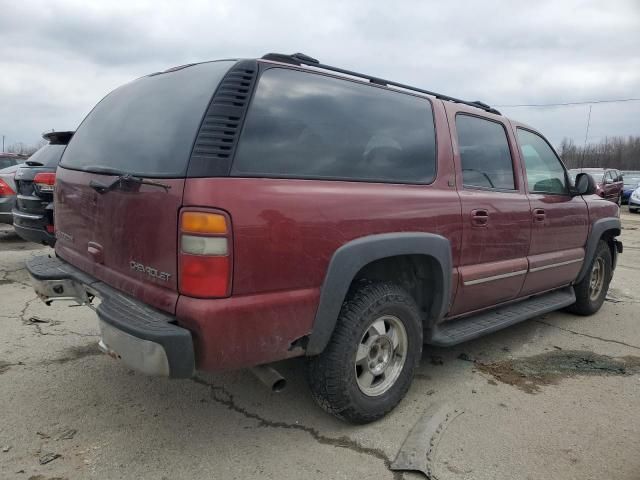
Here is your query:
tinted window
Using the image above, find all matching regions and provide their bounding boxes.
[0,158,20,169]
[61,61,234,177]
[232,68,436,183]
[27,144,66,167]
[456,115,515,190]
[517,129,567,194]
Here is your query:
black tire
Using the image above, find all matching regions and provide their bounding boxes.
[306,282,422,424]
[630,208,638,214]
[567,240,612,315]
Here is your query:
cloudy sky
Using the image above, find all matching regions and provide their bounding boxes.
[1,0,638,150]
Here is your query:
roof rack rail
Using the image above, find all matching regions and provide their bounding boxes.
[261,52,501,115]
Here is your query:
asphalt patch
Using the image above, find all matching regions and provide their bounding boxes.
[0,361,12,374]
[47,343,102,365]
[477,350,640,394]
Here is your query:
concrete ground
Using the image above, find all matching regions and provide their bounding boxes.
[1,212,639,480]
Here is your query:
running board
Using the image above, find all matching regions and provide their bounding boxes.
[428,287,576,347]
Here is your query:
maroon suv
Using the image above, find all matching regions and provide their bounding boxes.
[27,53,622,423]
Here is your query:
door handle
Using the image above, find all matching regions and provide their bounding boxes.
[533,208,546,223]
[471,209,489,227]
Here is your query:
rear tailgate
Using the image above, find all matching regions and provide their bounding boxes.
[55,170,185,313]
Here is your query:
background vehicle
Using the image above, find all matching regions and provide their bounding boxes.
[0,153,28,169]
[569,168,623,203]
[12,131,74,246]
[0,163,23,224]
[621,171,640,204]
[27,53,622,423]
[629,186,640,213]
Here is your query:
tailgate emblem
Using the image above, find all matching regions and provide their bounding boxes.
[130,261,171,282]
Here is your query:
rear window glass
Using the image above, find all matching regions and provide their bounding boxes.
[27,144,66,167]
[0,158,21,169]
[60,61,234,177]
[232,68,436,183]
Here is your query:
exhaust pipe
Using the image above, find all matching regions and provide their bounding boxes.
[250,365,287,393]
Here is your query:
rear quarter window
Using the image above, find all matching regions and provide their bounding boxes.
[232,68,437,184]
[60,61,234,177]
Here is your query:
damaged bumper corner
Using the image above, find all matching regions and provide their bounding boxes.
[26,255,194,379]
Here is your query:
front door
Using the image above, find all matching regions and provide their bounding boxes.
[445,107,531,316]
[512,127,589,296]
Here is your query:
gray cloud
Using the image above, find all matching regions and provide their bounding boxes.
[1,0,639,148]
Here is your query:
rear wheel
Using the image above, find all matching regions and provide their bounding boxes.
[567,240,612,315]
[306,282,422,424]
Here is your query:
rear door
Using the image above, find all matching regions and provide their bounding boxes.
[445,105,531,316]
[512,126,588,295]
[54,61,235,314]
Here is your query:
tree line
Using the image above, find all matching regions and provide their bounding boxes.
[4,140,47,156]
[559,136,640,171]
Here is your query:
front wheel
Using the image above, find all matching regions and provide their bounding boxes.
[306,282,422,424]
[567,240,612,315]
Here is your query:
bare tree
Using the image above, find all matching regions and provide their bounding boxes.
[5,139,47,156]
[559,136,640,171]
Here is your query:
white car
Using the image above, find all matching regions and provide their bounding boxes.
[629,186,640,213]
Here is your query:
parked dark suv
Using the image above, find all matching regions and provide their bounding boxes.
[27,54,622,423]
[13,131,73,246]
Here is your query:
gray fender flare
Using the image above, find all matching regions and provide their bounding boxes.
[575,217,621,283]
[305,232,452,356]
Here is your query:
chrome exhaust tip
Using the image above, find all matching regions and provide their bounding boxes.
[249,364,287,393]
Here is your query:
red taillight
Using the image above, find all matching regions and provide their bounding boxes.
[34,172,56,193]
[0,178,15,196]
[178,210,232,298]
[46,225,55,234]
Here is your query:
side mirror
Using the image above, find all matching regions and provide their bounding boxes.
[574,172,596,196]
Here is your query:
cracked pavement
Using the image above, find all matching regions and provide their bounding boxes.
[1,213,640,480]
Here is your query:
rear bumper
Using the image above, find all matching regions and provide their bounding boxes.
[13,215,56,246]
[0,196,15,224]
[26,255,194,378]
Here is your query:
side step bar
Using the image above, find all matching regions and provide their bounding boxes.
[427,287,576,347]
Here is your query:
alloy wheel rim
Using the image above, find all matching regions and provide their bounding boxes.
[589,257,605,301]
[355,315,408,397]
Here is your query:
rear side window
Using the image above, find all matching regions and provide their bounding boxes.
[456,115,515,190]
[517,129,567,194]
[232,68,436,183]
[60,61,234,177]
[27,144,66,167]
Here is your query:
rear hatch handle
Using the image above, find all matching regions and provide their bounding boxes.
[89,174,171,194]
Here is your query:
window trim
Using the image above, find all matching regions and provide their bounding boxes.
[516,127,571,196]
[230,65,439,186]
[454,112,518,193]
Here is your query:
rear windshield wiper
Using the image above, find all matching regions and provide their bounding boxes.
[89,174,171,194]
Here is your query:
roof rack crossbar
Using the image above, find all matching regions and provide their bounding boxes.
[261,53,501,115]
